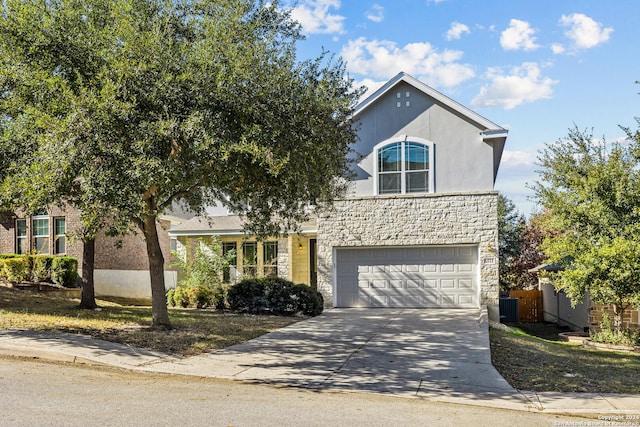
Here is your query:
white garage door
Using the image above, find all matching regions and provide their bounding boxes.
[335,246,478,308]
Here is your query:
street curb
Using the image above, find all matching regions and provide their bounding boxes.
[0,345,106,366]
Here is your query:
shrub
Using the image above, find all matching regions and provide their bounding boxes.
[228,277,323,316]
[591,311,640,347]
[190,283,216,308]
[3,258,29,283]
[212,285,228,310]
[51,257,78,288]
[172,285,191,308]
[32,256,52,283]
[264,277,298,315]
[227,278,267,313]
[166,288,177,307]
[166,282,222,309]
[292,284,324,316]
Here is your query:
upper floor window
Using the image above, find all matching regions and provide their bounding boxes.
[376,137,433,195]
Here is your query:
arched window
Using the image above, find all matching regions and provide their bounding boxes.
[375,137,433,194]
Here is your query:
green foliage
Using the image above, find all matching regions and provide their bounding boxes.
[0,0,360,328]
[228,277,324,316]
[227,279,267,313]
[32,256,52,283]
[167,283,228,309]
[174,238,234,289]
[3,258,29,283]
[0,254,77,287]
[591,312,640,347]
[498,194,525,292]
[292,283,324,316]
[533,126,640,332]
[51,257,78,288]
[168,237,233,309]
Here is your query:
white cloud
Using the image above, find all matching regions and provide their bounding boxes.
[290,0,345,35]
[340,38,475,88]
[501,150,536,168]
[365,4,384,23]
[471,62,558,110]
[560,13,613,49]
[500,19,540,51]
[354,78,387,101]
[551,43,565,54]
[446,22,470,41]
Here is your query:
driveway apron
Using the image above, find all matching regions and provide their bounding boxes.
[162,308,522,405]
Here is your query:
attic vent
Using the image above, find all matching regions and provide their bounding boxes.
[406,91,410,98]
[397,92,401,98]
[397,102,401,108]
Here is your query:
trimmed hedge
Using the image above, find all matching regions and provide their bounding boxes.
[51,257,79,288]
[167,284,227,309]
[0,254,78,287]
[3,258,30,282]
[228,277,323,316]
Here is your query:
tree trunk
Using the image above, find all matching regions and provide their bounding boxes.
[79,238,97,309]
[613,304,624,335]
[142,215,172,329]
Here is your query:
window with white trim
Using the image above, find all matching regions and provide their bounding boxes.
[376,138,433,194]
[54,217,66,254]
[15,219,27,255]
[32,216,50,254]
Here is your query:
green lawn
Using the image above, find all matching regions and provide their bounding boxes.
[490,323,640,394]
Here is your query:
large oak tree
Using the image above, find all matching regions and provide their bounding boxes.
[0,0,361,328]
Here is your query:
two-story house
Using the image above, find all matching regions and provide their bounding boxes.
[172,72,508,320]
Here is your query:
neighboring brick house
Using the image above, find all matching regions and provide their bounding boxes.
[173,72,508,321]
[0,205,177,299]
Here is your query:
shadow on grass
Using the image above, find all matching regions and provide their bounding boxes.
[490,326,640,394]
[0,286,298,356]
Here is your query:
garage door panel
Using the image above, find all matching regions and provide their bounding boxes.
[335,246,478,308]
[423,264,437,273]
[458,263,474,273]
[389,280,404,288]
[371,279,387,288]
[405,279,421,288]
[459,279,474,289]
[424,279,438,288]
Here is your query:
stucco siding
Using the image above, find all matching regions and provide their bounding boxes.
[350,81,496,196]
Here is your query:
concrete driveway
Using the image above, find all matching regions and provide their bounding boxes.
[158,308,525,406]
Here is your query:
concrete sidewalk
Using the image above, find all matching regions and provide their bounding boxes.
[0,311,638,416]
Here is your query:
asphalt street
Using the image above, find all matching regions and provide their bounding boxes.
[0,357,588,427]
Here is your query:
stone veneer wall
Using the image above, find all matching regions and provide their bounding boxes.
[317,192,500,320]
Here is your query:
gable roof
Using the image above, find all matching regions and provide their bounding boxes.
[353,72,508,136]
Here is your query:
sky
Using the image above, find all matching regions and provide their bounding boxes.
[283,0,639,217]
